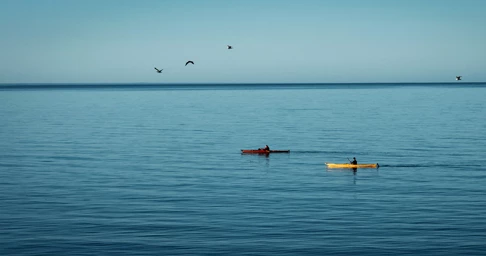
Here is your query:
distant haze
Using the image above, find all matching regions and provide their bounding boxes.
[1,0,485,83]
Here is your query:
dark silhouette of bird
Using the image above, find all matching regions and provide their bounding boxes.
[227,45,233,49]
[154,67,163,73]
[456,76,462,81]
[185,60,194,66]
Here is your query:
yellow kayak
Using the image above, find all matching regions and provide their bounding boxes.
[325,163,379,169]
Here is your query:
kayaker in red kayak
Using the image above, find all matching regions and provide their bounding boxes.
[258,145,270,152]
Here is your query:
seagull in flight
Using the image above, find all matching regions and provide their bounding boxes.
[227,45,233,49]
[456,76,462,81]
[154,67,163,73]
[185,60,194,66]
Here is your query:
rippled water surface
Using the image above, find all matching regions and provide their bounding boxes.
[1,84,485,255]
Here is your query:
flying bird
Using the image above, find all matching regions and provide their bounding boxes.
[227,45,233,49]
[185,61,194,66]
[456,76,462,81]
[154,67,163,73]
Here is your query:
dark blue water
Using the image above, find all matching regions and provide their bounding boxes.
[1,83,485,255]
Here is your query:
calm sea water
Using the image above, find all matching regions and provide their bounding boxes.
[1,83,485,255]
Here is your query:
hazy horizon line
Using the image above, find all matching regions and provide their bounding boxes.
[1,82,485,86]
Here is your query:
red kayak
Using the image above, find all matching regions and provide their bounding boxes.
[241,149,290,154]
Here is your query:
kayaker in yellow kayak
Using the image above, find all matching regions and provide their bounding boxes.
[350,157,357,165]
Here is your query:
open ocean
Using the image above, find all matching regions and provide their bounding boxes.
[1,83,485,255]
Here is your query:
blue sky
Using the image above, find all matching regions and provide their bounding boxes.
[1,0,485,83]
